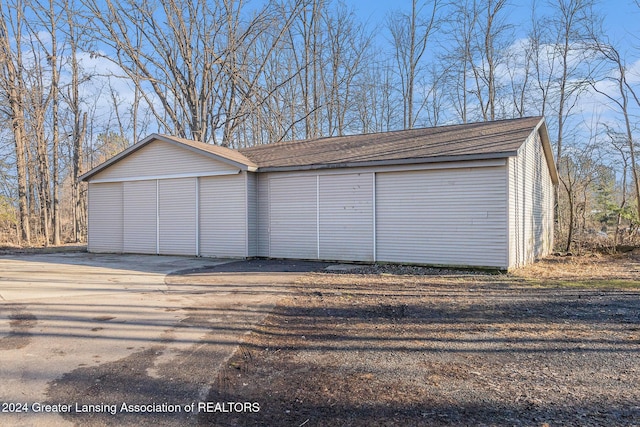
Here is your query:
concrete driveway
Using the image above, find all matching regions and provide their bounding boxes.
[0,253,310,426]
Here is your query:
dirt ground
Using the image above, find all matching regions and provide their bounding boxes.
[195,252,640,427]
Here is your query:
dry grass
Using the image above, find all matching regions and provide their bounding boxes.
[510,250,640,288]
[0,244,87,255]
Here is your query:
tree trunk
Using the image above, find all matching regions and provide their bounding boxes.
[0,3,31,244]
[564,190,574,252]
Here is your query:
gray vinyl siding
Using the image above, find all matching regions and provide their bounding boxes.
[375,166,508,268]
[319,173,374,261]
[123,180,157,254]
[84,128,554,267]
[88,182,123,253]
[256,174,270,257]
[91,140,238,181]
[269,175,317,259]
[199,174,247,257]
[508,130,555,268]
[158,178,197,255]
[246,172,258,257]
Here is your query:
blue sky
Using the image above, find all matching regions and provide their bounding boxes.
[346,0,640,50]
[336,0,640,157]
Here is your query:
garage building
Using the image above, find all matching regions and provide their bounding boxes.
[80,116,558,269]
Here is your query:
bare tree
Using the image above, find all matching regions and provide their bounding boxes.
[544,0,599,165]
[418,63,447,126]
[50,0,61,245]
[28,0,65,245]
[83,0,303,147]
[442,0,512,123]
[353,60,398,133]
[285,0,324,139]
[528,0,601,249]
[65,0,88,242]
[442,0,478,123]
[557,140,599,251]
[0,0,31,244]
[33,0,62,244]
[24,49,52,245]
[589,41,640,225]
[603,126,633,246]
[504,38,534,118]
[388,0,439,129]
[470,0,512,121]
[321,2,372,136]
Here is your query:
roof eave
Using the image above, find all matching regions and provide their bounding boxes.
[255,151,518,172]
[154,135,258,171]
[534,119,559,185]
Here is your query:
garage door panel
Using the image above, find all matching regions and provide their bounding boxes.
[376,167,507,267]
[123,180,157,254]
[269,176,317,259]
[319,173,373,261]
[88,182,123,253]
[159,178,197,255]
[199,175,246,257]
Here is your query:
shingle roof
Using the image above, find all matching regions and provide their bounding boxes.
[157,134,258,169]
[239,116,544,170]
[81,117,557,184]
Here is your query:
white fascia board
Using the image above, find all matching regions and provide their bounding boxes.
[534,119,559,185]
[87,169,240,184]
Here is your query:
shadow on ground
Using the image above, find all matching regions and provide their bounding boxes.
[199,276,640,426]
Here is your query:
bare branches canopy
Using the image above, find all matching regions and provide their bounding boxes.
[0,0,638,248]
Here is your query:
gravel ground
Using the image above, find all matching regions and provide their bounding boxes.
[200,254,640,427]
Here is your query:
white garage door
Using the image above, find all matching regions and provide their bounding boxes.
[269,176,317,259]
[199,174,247,257]
[319,173,374,261]
[159,178,197,255]
[123,180,157,254]
[375,167,507,267]
[88,182,123,253]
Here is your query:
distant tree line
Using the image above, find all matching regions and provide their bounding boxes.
[0,0,638,251]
